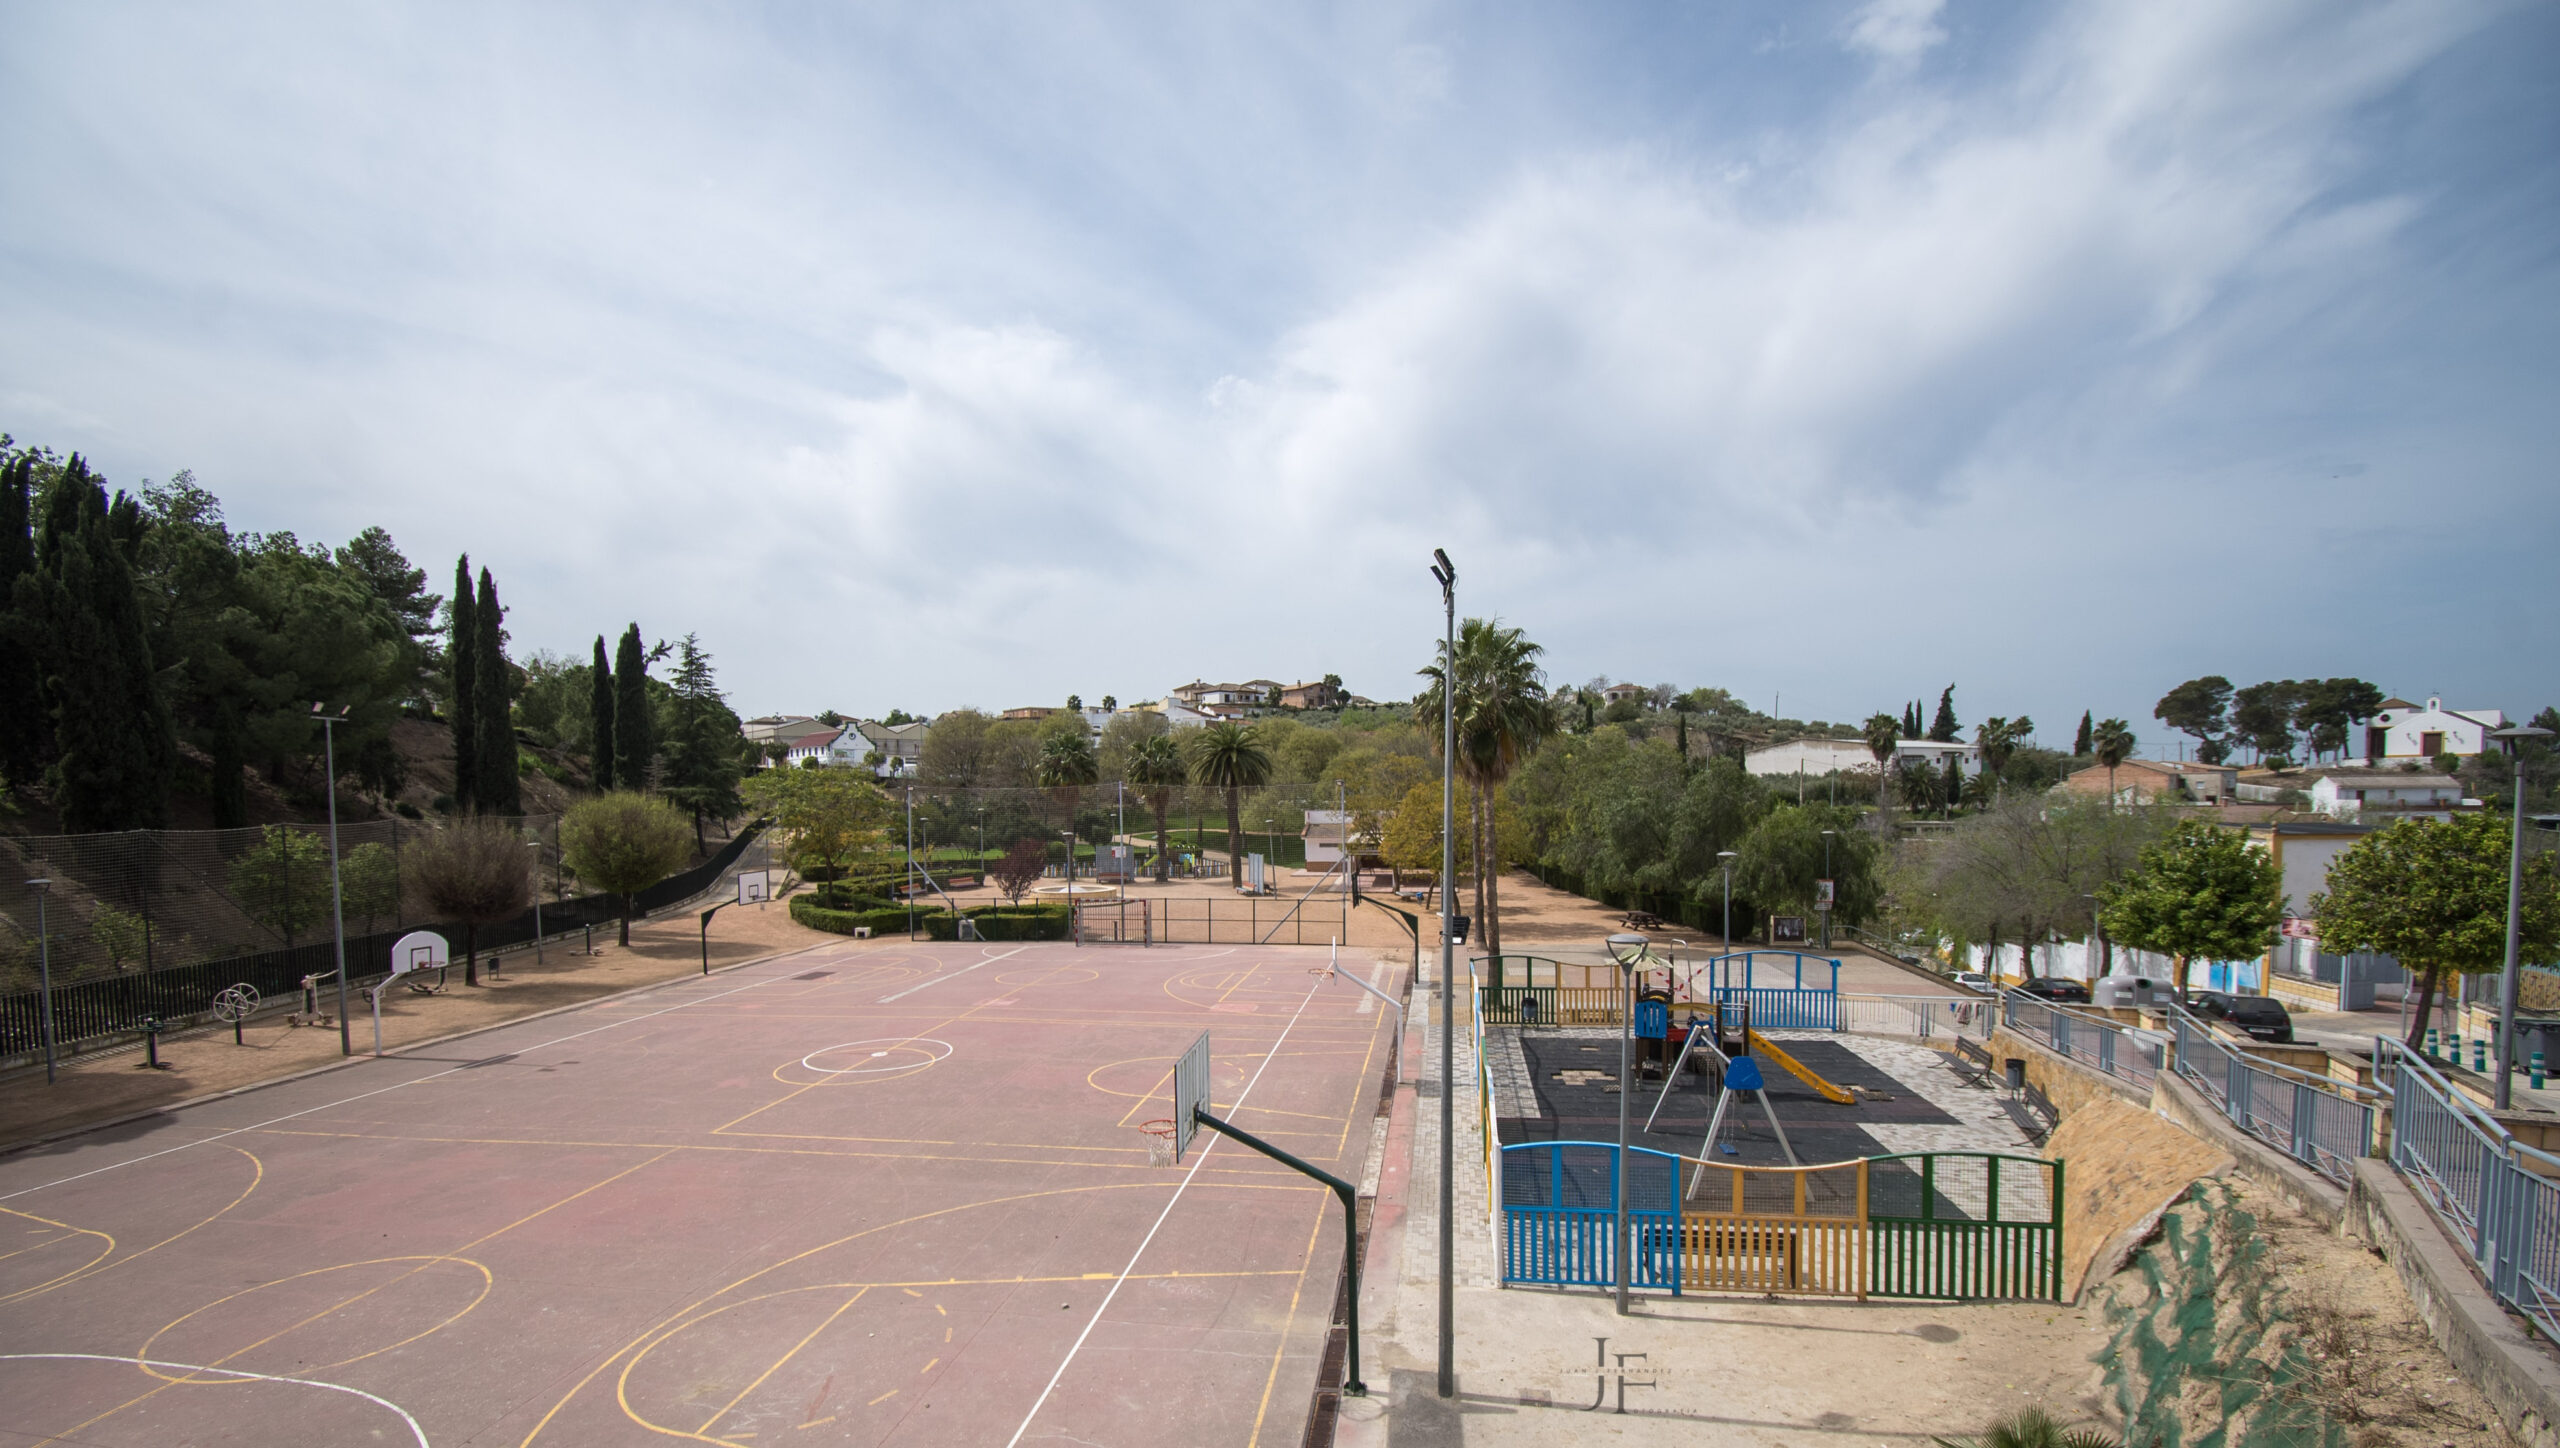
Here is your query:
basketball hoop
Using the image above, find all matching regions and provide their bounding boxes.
[1140,1118,1178,1167]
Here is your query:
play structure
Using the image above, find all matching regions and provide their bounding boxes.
[1476,950,1844,1030]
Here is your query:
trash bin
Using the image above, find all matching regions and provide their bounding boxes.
[2004,1058,2027,1093]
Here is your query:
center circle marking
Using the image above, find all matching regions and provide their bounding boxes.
[801,1038,953,1075]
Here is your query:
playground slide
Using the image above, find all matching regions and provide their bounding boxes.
[1744,1029,1856,1105]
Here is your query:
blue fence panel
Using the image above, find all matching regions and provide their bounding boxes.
[1501,1142,1683,1292]
[1712,987,1838,1031]
[2384,1040,2560,1342]
[2169,1011,2372,1184]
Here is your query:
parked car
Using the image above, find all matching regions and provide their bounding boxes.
[2193,991,2294,1043]
[2015,977,2092,1004]
[1952,971,1994,992]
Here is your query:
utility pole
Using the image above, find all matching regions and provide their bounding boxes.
[1429,547,1457,1400]
[314,703,352,1055]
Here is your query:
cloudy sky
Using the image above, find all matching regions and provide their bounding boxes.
[3,0,2553,744]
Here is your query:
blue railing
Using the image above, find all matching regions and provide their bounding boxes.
[2001,993,2164,1092]
[2169,1010,2375,1185]
[1713,986,1839,1031]
[1500,1141,1684,1292]
[2382,1039,2560,1342]
[1698,951,1841,993]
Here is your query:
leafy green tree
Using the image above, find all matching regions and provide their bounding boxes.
[2291,678,2385,763]
[2153,676,2232,764]
[740,767,892,898]
[2072,711,2093,756]
[1974,716,2033,779]
[917,708,993,785]
[1186,722,1274,887]
[613,624,654,790]
[473,567,520,815]
[2091,719,2136,802]
[2098,820,2282,990]
[2316,814,2560,1047]
[1733,803,1878,934]
[2230,680,2303,765]
[404,817,533,985]
[561,791,694,946]
[230,825,332,947]
[660,634,744,849]
[1415,618,1557,957]
[1036,730,1100,847]
[1928,686,1959,743]
[341,840,402,935]
[21,458,174,830]
[90,902,148,972]
[450,555,477,810]
[333,525,442,711]
[588,635,616,789]
[0,454,46,787]
[1381,777,1469,887]
[1126,733,1186,881]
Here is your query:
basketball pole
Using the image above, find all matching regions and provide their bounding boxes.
[1191,1107,1366,1397]
[315,703,352,1056]
[1429,548,1456,1401]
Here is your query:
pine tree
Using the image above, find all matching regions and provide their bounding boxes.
[1928,685,1959,742]
[2074,710,2094,756]
[589,634,616,791]
[660,633,742,850]
[0,454,45,786]
[613,623,654,790]
[474,568,519,815]
[1903,701,1921,737]
[1940,752,1962,813]
[26,458,174,830]
[449,554,477,811]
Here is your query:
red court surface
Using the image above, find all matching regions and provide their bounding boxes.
[0,939,1402,1447]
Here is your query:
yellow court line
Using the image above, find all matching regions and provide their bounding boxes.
[0,1207,113,1297]
[1246,1197,1333,1448]
[693,1287,869,1440]
[255,1126,1346,1173]
[0,1147,265,1307]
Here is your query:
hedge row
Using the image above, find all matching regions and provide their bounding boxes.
[789,895,1072,942]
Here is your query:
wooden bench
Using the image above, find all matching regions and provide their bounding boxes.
[1620,910,1664,931]
[1948,1037,1996,1089]
[2006,1081,2060,1145]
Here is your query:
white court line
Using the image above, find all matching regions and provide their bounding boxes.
[875,945,1026,1003]
[1,963,796,1204]
[1004,968,1323,1448]
[0,1353,429,1446]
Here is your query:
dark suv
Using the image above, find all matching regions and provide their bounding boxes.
[2194,991,2294,1043]
[2015,977,2092,1004]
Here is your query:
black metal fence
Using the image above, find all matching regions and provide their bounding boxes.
[2,824,766,1060]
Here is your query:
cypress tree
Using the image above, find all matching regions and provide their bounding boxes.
[474,568,519,815]
[589,635,616,791]
[27,458,173,830]
[1929,685,1959,743]
[2074,710,2095,756]
[1941,752,1962,812]
[613,623,653,790]
[0,454,44,786]
[449,555,476,811]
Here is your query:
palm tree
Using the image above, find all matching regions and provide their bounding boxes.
[1126,733,1185,881]
[1862,712,1901,830]
[1415,619,1557,960]
[2091,718,2136,806]
[1035,731,1098,865]
[1973,716,2034,798]
[1185,723,1273,888]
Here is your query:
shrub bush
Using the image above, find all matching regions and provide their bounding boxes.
[923,905,1070,942]
[789,896,912,937]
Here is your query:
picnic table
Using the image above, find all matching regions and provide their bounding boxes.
[1619,909,1664,930]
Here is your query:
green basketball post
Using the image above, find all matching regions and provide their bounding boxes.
[1192,1105,1366,1398]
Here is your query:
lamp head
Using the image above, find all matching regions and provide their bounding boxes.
[2492,725,2554,759]
[1717,850,1737,862]
[26,878,51,889]
[1606,933,1649,971]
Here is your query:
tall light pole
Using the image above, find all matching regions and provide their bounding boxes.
[977,809,986,868]
[1428,546,1457,1400]
[26,878,55,1084]
[527,839,545,964]
[1819,829,1836,951]
[1607,932,1648,1314]
[1718,850,1738,963]
[2493,724,2552,1109]
[313,703,352,1055]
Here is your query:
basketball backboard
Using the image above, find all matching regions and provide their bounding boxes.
[738,872,769,904]
[1172,1030,1210,1161]
[388,930,449,976]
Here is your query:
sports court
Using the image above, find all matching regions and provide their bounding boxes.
[0,938,1401,1447]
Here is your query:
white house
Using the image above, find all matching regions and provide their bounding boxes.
[1745,738,1979,779]
[1301,809,1352,867]
[742,714,822,746]
[2304,768,2465,821]
[1600,683,1649,706]
[2364,697,2506,762]
[850,719,931,776]
[783,727,847,767]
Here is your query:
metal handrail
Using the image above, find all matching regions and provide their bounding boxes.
[2165,1004,2386,1103]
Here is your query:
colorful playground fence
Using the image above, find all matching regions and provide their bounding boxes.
[1497,1143,2063,1302]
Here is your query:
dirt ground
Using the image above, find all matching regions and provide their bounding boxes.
[2209,1175,2515,1448]
[0,894,835,1151]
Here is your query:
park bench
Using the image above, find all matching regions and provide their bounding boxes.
[2005,1080,2059,1146]
[1948,1037,1996,1089]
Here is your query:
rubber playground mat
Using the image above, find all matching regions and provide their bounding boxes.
[1500,1034,1957,1166]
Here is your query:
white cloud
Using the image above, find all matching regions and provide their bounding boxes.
[1842,0,1948,63]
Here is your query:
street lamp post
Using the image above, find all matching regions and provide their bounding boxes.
[976,809,986,869]
[26,878,55,1084]
[528,839,545,964]
[1607,932,1648,1315]
[1429,546,1457,1400]
[2493,725,2553,1110]
[313,703,352,1055]
[1718,850,1737,959]
[1819,829,1836,951]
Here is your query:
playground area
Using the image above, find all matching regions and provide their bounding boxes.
[0,939,1400,1447]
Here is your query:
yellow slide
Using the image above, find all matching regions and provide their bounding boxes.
[1744,1029,1855,1105]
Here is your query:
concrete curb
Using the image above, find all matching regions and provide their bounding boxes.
[2349,1158,2560,1448]
[0,936,841,1163]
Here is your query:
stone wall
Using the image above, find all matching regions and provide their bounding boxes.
[2045,1094,2234,1300]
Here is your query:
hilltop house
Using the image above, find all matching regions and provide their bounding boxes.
[2059,758,2236,804]
[2363,697,2507,761]
[1745,738,1980,778]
